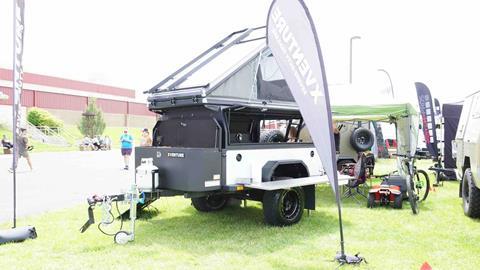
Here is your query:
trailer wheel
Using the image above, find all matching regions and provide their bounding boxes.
[367,193,375,208]
[263,187,304,226]
[393,194,403,209]
[114,231,130,245]
[462,168,480,218]
[191,194,227,212]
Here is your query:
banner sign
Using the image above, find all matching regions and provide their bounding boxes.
[267,0,339,193]
[415,82,438,158]
[434,98,441,116]
[13,0,25,170]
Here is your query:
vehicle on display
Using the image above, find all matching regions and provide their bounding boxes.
[135,27,423,225]
[367,182,403,209]
[80,27,422,238]
[453,90,480,218]
[136,27,342,226]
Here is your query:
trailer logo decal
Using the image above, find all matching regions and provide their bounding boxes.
[167,152,185,158]
[205,180,220,187]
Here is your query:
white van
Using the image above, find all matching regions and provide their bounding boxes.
[453,90,480,217]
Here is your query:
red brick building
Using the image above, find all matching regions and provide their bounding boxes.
[0,68,155,127]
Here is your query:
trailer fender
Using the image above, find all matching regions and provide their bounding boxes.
[261,160,309,182]
[261,160,314,210]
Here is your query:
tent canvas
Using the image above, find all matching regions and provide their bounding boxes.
[331,103,417,122]
[331,103,419,175]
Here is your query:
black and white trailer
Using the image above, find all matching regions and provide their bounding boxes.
[134,27,351,226]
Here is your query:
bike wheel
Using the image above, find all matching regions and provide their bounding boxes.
[406,175,419,214]
[414,169,430,201]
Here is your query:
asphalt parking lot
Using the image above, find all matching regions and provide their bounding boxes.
[0,150,133,224]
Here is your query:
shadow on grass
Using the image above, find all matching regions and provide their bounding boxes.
[133,193,350,256]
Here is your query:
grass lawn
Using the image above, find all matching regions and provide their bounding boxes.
[1,159,479,269]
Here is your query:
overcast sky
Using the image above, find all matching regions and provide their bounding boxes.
[1,0,479,104]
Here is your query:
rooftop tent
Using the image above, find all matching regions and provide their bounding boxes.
[146,28,298,110]
[207,47,295,103]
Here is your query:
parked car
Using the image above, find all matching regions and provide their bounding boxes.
[453,90,480,218]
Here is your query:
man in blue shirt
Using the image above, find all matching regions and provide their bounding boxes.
[120,129,133,170]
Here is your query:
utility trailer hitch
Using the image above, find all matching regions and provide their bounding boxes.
[79,184,145,244]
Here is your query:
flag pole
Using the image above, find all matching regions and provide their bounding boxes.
[334,178,345,257]
[12,0,18,229]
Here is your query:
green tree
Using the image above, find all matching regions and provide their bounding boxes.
[27,107,63,130]
[78,99,106,137]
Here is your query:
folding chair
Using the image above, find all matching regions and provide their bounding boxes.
[340,153,368,203]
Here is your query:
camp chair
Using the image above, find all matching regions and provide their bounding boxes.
[339,153,368,203]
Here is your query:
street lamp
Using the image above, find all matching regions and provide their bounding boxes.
[377,68,394,99]
[349,36,361,84]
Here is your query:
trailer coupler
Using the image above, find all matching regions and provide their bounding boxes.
[79,184,145,244]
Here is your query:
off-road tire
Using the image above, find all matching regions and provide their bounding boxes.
[462,168,480,218]
[263,187,304,226]
[367,193,375,208]
[393,194,403,209]
[350,127,374,152]
[191,195,228,212]
[260,130,285,143]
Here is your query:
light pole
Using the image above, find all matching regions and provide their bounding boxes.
[349,36,361,84]
[377,68,394,99]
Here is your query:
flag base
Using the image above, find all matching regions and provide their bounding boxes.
[335,252,367,265]
[0,226,37,244]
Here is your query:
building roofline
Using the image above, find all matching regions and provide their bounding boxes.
[0,68,135,99]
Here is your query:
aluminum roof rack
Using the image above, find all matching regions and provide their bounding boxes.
[145,26,266,94]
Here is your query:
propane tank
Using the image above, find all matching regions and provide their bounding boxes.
[135,158,158,190]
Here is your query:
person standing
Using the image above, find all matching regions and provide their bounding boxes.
[120,129,133,170]
[140,128,152,147]
[333,121,341,154]
[9,128,33,172]
[104,135,112,150]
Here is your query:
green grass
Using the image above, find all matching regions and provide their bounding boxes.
[1,159,480,269]
[0,125,145,154]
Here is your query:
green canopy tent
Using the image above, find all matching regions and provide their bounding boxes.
[331,102,419,175]
[332,103,418,122]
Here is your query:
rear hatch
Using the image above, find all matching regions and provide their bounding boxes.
[135,147,222,192]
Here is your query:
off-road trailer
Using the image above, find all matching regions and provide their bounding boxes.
[133,27,355,226]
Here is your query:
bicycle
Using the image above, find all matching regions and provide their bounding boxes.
[392,153,431,214]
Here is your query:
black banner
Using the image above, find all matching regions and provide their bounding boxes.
[415,82,438,158]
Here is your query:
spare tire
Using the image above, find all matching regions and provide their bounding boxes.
[260,130,285,143]
[350,127,374,152]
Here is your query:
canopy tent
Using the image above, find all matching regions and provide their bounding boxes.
[331,103,419,175]
[331,103,418,122]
